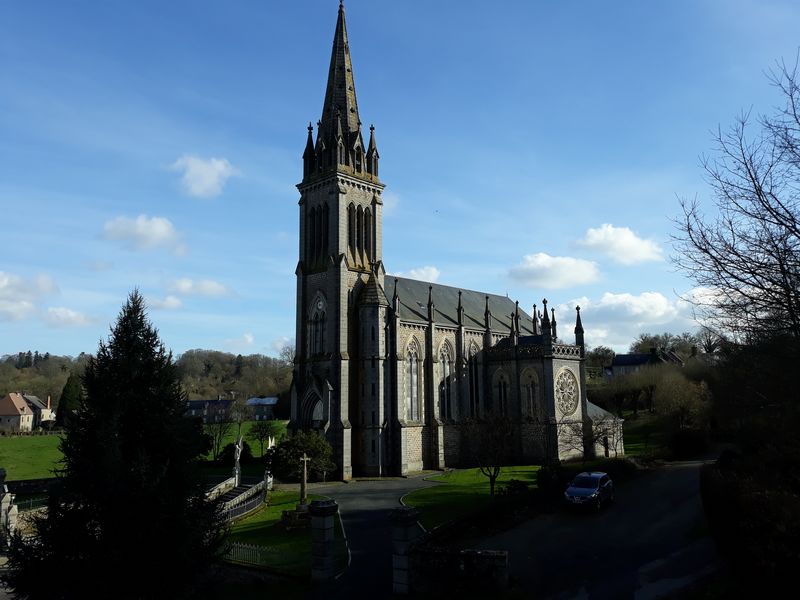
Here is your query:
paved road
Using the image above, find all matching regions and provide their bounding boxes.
[476,460,720,599]
[305,476,437,599]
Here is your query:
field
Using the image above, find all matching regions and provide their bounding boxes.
[0,419,289,481]
[0,435,62,480]
[402,465,540,530]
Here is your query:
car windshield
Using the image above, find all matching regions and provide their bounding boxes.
[570,476,598,489]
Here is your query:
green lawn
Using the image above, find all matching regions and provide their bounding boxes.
[0,435,62,480]
[204,420,288,460]
[622,411,671,457]
[227,490,345,577]
[0,419,288,481]
[403,466,540,530]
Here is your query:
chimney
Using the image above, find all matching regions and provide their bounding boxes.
[47,395,51,410]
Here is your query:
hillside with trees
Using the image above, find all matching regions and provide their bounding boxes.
[0,347,293,415]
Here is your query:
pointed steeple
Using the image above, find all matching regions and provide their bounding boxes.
[532,303,539,335]
[322,2,360,136]
[366,124,380,176]
[392,278,400,313]
[484,295,492,331]
[427,285,435,322]
[541,299,551,344]
[303,123,315,177]
[551,308,558,340]
[457,290,464,326]
[302,1,380,184]
[574,305,585,350]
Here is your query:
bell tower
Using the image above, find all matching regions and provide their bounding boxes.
[291,0,386,480]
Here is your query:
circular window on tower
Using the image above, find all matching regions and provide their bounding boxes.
[555,369,579,416]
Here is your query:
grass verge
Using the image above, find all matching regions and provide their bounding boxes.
[227,490,346,577]
[403,465,540,531]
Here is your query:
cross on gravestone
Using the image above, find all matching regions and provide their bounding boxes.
[300,453,311,506]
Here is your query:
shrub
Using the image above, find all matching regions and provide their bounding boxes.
[269,431,336,482]
[218,440,254,465]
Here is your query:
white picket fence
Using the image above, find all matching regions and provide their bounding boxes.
[224,541,277,566]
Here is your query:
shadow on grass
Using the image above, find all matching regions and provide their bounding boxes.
[404,466,540,531]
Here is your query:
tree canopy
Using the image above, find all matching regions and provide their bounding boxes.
[673,59,800,341]
[2,291,224,599]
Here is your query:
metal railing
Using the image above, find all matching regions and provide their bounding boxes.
[16,497,48,512]
[224,541,277,566]
[220,488,266,522]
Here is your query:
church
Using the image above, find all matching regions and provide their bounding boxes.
[289,2,607,479]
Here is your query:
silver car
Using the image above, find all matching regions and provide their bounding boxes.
[564,471,615,511]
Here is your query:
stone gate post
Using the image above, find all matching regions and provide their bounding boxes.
[309,499,339,580]
[389,506,424,595]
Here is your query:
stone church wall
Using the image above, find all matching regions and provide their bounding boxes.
[401,425,424,473]
[442,424,461,465]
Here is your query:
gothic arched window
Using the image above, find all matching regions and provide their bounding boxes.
[521,369,539,418]
[439,343,453,420]
[406,340,421,422]
[315,206,323,260]
[355,148,363,172]
[307,207,316,262]
[347,204,355,256]
[356,206,363,255]
[493,369,508,416]
[467,344,481,417]
[308,295,327,356]
[364,208,372,261]
[322,203,329,259]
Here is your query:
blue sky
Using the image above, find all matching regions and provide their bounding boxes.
[2,0,799,357]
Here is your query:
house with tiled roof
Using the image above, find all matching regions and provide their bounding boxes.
[0,393,34,433]
[21,394,55,429]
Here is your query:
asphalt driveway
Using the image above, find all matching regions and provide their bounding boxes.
[476,460,720,599]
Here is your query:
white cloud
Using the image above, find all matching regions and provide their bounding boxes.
[509,253,600,289]
[167,278,230,297]
[103,214,184,254]
[393,266,441,283]
[224,332,255,351]
[270,336,294,355]
[381,191,400,216]
[577,224,663,265]
[555,290,698,352]
[44,307,92,327]
[148,295,183,310]
[0,272,57,321]
[170,155,240,198]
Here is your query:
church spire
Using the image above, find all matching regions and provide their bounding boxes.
[302,1,379,183]
[321,1,360,145]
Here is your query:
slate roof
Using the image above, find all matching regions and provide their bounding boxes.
[586,401,622,422]
[246,397,279,407]
[611,353,658,367]
[358,273,390,306]
[387,277,537,334]
[186,399,233,411]
[22,394,48,411]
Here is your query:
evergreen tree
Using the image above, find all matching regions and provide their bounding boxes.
[2,291,224,599]
[54,371,83,428]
